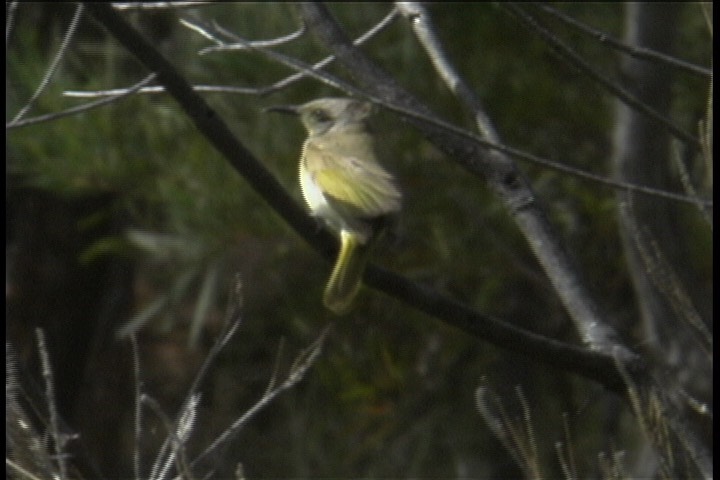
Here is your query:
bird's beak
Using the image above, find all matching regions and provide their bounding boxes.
[264,105,300,115]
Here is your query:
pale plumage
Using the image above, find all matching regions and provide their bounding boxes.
[270,97,401,314]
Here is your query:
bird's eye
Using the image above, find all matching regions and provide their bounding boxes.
[311,109,330,122]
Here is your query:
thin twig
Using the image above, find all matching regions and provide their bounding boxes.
[202,21,306,50]
[7,343,57,480]
[144,393,196,480]
[394,3,710,207]
[396,2,499,142]
[130,334,143,480]
[149,276,243,479]
[64,83,259,98]
[6,0,19,47]
[637,227,713,356]
[613,347,712,479]
[536,4,711,78]
[185,304,243,402]
[503,3,701,151]
[561,413,577,480]
[516,386,538,473]
[184,6,399,96]
[698,78,713,189]
[9,3,84,125]
[185,325,331,475]
[5,458,46,480]
[64,7,397,100]
[475,382,524,472]
[35,329,67,480]
[670,141,712,228]
[113,1,214,10]
[8,74,157,130]
[79,3,649,396]
[199,23,711,207]
[264,337,286,397]
[157,394,199,480]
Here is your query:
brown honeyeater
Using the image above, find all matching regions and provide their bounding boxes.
[268,98,402,314]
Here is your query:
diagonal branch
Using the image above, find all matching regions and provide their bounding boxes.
[185,17,711,208]
[82,4,337,262]
[503,3,701,151]
[81,3,629,395]
[8,3,84,126]
[296,3,711,476]
[298,1,621,357]
[535,4,711,78]
[395,2,500,142]
[7,74,157,130]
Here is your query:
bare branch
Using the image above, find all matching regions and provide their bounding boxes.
[503,3,702,151]
[6,343,57,480]
[556,413,578,480]
[112,1,217,10]
[536,4,711,78]
[142,276,244,480]
[184,6,399,96]
[130,334,143,480]
[396,2,499,142]
[297,5,711,476]
[80,2,648,399]
[670,141,712,227]
[201,20,306,50]
[65,7,398,100]
[264,337,286,398]
[144,393,196,480]
[395,2,710,208]
[699,78,713,189]
[6,0,19,47]
[613,350,712,479]
[188,12,711,208]
[630,214,712,356]
[35,329,67,480]
[185,325,331,475]
[153,393,199,480]
[475,382,543,478]
[8,74,157,130]
[9,3,84,126]
[5,459,47,480]
[64,82,260,97]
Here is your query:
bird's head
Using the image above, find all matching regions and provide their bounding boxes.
[266,97,373,136]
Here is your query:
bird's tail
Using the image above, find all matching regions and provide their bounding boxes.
[323,230,374,315]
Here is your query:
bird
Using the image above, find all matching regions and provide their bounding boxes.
[268,97,402,314]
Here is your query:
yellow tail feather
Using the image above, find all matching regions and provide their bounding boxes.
[323,230,371,315]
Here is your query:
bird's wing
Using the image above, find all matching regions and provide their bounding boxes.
[306,143,401,218]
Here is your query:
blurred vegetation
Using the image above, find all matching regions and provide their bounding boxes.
[6,2,711,479]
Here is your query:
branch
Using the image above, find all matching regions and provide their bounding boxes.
[78,5,713,474]
[8,3,84,126]
[66,7,398,100]
[535,4,711,78]
[35,329,68,480]
[298,1,624,362]
[395,2,500,142]
[7,74,157,130]
[185,325,331,474]
[83,3,337,263]
[297,4,712,476]
[186,17,711,208]
[82,2,629,395]
[503,3,701,151]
